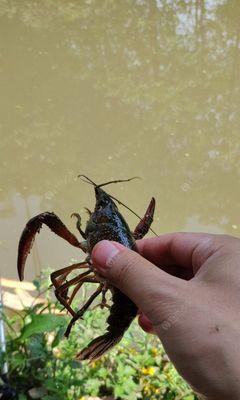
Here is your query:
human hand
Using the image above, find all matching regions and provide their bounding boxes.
[92,233,240,400]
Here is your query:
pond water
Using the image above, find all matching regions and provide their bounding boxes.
[0,0,240,281]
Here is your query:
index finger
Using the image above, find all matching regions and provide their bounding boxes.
[136,232,219,271]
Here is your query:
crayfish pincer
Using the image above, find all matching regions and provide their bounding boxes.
[17,176,156,360]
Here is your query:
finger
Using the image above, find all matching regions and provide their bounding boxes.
[154,264,193,280]
[92,240,186,323]
[137,232,221,271]
[138,312,155,334]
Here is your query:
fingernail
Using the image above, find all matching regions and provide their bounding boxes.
[92,240,123,269]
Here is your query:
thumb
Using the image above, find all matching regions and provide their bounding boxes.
[92,240,186,328]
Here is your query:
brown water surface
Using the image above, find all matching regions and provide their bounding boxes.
[0,0,240,280]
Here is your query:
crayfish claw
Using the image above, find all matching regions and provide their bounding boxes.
[17,212,84,281]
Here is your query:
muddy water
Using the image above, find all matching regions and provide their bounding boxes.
[0,0,240,280]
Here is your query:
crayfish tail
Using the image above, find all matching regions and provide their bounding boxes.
[76,333,122,361]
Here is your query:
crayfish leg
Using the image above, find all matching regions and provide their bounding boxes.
[133,197,155,240]
[71,213,87,239]
[91,281,110,310]
[52,264,92,316]
[51,260,90,287]
[65,280,103,338]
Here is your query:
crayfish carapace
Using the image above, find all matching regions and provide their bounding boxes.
[17,176,156,360]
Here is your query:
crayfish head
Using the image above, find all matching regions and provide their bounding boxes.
[94,187,116,210]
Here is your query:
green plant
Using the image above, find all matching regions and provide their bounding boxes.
[1,273,197,400]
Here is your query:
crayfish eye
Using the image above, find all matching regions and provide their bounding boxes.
[97,199,109,210]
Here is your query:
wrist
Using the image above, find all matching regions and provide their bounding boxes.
[188,338,240,400]
[157,297,240,400]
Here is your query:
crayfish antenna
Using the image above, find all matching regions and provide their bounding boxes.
[97,176,141,188]
[77,175,140,189]
[78,175,98,186]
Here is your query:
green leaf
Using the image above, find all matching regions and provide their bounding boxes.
[44,379,60,392]
[28,335,47,359]
[85,378,100,394]
[114,384,126,397]
[10,352,26,369]
[70,360,81,369]
[33,279,41,291]
[51,326,65,348]
[19,395,28,400]
[20,314,67,340]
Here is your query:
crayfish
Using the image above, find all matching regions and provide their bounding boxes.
[17,176,155,360]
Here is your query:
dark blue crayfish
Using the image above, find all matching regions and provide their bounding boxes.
[17,176,155,360]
